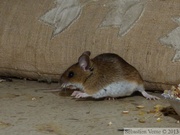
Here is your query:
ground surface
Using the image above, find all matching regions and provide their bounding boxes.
[0,79,179,135]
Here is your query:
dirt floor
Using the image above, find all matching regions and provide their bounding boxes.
[0,79,179,135]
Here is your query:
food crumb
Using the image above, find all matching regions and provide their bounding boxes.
[108,122,112,126]
[136,105,145,109]
[32,97,36,101]
[156,117,162,122]
[122,111,129,114]
[138,118,146,123]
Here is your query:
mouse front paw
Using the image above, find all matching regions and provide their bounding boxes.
[71,91,90,98]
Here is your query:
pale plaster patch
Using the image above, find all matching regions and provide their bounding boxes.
[99,0,146,36]
[40,0,82,36]
[40,0,146,37]
[160,17,180,62]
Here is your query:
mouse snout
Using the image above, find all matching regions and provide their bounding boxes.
[59,79,63,86]
[59,77,67,88]
[59,75,65,84]
[59,74,70,86]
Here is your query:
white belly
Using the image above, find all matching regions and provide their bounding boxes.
[92,81,139,99]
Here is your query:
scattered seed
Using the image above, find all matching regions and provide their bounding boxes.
[154,104,164,112]
[136,105,145,109]
[139,111,145,116]
[138,118,146,123]
[154,112,163,117]
[32,97,36,101]
[108,122,112,126]
[156,117,162,122]
[147,110,156,114]
[122,111,129,114]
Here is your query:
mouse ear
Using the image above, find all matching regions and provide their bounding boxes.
[78,51,91,71]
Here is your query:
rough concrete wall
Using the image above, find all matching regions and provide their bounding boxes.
[0,0,180,90]
[40,0,146,37]
[160,17,180,62]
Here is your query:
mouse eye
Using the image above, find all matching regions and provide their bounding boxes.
[68,71,74,78]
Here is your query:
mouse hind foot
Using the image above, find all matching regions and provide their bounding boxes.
[141,91,160,100]
[137,85,160,100]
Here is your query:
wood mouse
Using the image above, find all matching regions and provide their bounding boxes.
[60,51,159,100]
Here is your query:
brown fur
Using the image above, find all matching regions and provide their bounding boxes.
[60,53,144,95]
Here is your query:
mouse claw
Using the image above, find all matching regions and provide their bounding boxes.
[105,97,116,100]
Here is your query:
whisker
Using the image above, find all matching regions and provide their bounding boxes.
[35,85,63,93]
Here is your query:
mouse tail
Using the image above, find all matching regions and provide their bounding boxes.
[137,85,160,100]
